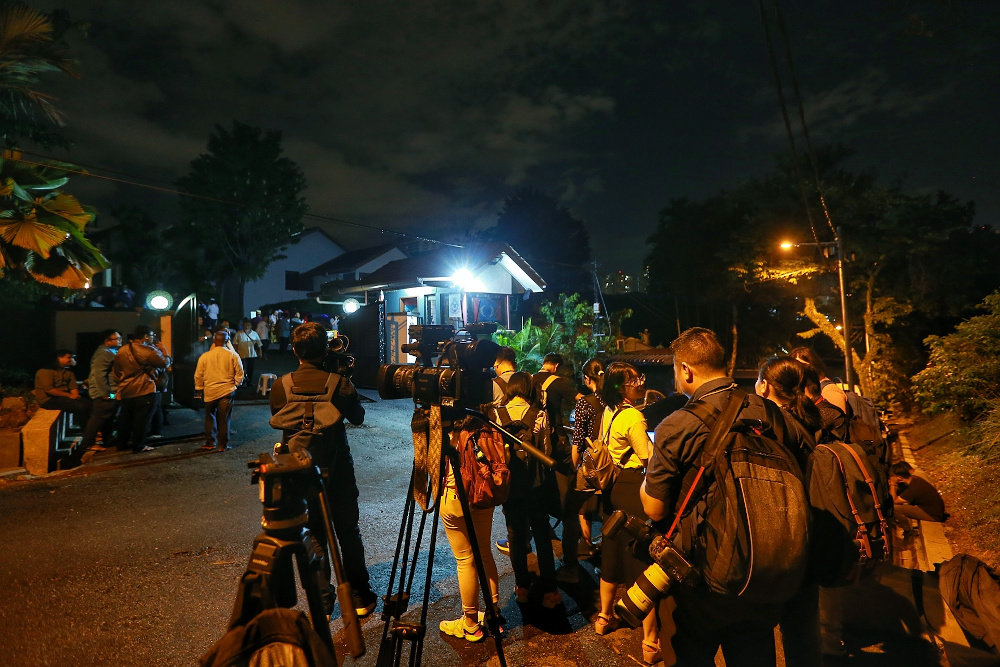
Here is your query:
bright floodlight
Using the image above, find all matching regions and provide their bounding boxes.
[145,290,173,310]
[451,268,474,288]
[450,267,485,291]
[343,297,360,314]
[779,241,794,250]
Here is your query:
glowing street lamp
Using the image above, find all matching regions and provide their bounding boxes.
[145,290,173,311]
[779,229,855,388]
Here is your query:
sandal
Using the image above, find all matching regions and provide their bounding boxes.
[200,444,216,451]
[594,613,619,636]
[136,445,155,453]
[85,444,107,452]
[642,640,662,665]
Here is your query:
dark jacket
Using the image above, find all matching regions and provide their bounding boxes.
[112,341,171,399]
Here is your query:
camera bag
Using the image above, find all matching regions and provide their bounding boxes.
[805,440,891,587]
[674,389,810,604]
[453,424,510,509]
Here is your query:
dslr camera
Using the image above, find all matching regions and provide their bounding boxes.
[603,509,700,626]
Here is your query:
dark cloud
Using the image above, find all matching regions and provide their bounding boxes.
[29,0,1000,275]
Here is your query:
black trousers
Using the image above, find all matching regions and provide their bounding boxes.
[307,443,372,600]
[116,394,155,451]
[658,586,781,667]
[503,478,557,592]
[82,397,118,447]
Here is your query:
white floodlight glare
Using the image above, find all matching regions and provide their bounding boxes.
[146,290,173,311]
[450,267,483,292]
[343,297,360,314]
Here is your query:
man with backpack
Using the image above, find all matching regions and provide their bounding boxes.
[491,346,517,405]
[269,322,379,619]
[641,327,812,666]
[532,354,583,570]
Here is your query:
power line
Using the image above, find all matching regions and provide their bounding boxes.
[5,150,462,247]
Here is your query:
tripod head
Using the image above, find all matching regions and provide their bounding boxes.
[248,446,324,537]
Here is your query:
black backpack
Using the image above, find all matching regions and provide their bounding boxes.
[199,607,336,667]
[495,405,545,487]
[822,380,888,470]
[939,554,1000,651]
[671,390,810,604]
[805,440,892,587]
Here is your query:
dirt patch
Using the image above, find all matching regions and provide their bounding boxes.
[903,413,1000,570]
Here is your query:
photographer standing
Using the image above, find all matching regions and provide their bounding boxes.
[640,328,810,666]
[269,322,379,618]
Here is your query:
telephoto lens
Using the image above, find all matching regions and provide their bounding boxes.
[603,510,700,627]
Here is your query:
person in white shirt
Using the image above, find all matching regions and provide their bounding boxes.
[234,318,264,388]
[194,330,244,451]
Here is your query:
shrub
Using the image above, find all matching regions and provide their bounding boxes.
[911,291,1000,421]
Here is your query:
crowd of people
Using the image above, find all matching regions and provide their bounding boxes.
[33,315,952,665]
[431,327,946,666]
[33,325,172,455]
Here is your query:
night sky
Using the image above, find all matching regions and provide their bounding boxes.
[30,1,1000,276]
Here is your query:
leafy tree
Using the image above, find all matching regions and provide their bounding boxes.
[175,120,307,313]
[645,148,998,403]
[0,4,105,288]
[493,292,630,375]
[483,188,592,295]
[0,150,105,287]
[0,2,81,149]
[911,291,1000,422]
[96,205,179,296]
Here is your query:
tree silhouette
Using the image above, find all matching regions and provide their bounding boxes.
[175,120,307,313]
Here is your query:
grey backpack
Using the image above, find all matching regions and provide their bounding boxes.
[268,373,343,455]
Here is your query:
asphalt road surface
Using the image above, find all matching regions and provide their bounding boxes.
[0,387,654,667]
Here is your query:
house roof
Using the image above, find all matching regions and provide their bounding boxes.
[320,243,546,296]
[302,243,402,278]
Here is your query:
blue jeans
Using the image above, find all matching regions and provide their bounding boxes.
[204,391,235,448]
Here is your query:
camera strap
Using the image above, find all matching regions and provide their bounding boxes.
[412,404,443,511]
[664,391,743,540]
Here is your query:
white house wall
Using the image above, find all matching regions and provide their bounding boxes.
[476,264,515,294]
[244,230,344,317]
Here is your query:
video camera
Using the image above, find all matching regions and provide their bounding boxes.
[377,323,498,412]
[603,509,700,627]
[322,331,355,377]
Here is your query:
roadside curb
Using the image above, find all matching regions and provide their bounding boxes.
[897,428,970,656]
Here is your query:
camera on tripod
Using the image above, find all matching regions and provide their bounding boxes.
[603,509,700,627]
[249,448,321,540]
[377,323,498,411]
[322,331,355,377]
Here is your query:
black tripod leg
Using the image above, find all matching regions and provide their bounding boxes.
[294,545,339,665]
[316,484,365,658]
[444,445,507,667]
[377,471,419,667]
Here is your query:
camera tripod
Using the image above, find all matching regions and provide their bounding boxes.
[375,407,558,667]
[227,449,365,665]
[375,409,508,667]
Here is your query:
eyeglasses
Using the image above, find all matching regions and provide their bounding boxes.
[625,374,646,387]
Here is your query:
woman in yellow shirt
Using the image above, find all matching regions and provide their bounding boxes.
[593,363,659,664]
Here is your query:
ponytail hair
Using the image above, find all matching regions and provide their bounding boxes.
[582,357,605,392]
[600,362,642,409]
[758,356,822,434]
